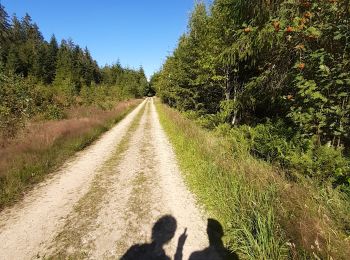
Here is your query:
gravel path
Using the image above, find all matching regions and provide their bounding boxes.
[0,98,211,260]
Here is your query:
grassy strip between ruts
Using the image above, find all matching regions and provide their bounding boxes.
[156,100,350,259]
[0,99,142,210]
[49,101,147,259]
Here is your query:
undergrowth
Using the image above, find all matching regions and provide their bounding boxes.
[156,100,350,259]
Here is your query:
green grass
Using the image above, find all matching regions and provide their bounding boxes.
[0,100,141,210]
[156,100,350,259]
[156,101,288,259]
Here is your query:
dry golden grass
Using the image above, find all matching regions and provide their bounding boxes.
[0,100,138,177]
[0,99,141,208]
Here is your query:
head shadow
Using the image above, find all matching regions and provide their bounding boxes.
[121,215,177,260]
[189,218,239,260]
[152,214,177,246]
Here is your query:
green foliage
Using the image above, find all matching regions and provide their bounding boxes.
[100,64,148,99]
[289,144,350,185]
[44,104,66,120]
[154,3,222,114]
[194,113,223,130]
[154,0,350,189]
[218,99,237,123]
[0,72,32,138]
[159,99,350,259]
[77,0,350,256]
[157,102,288,259]
[53,39,101,92]
[217,120,350,191]
[0,5,148,139]
[245,121,296,162]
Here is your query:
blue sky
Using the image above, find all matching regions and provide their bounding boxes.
[1,0,207,79]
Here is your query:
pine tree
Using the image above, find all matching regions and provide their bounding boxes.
[53,40,77,99]
[0,4,10,67]
[43,35,58,84]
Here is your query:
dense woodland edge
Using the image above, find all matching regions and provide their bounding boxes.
[152,0,350,194]
[0,5,148,208]
[0,4,152,140]
[0,0,349,259]
[153,0,350,258]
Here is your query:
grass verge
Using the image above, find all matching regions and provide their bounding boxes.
[156,100,350,259]
[0,99,142,210]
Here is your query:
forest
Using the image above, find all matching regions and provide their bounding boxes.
[0,0,349,258]
[0,4,148,209]
[152,1,350,257]
[153,0,350,194]
[0,4,148,140]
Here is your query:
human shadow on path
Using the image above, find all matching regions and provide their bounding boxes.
[189,218,239,260]
[121,215,178,260]
[121,216,237,260]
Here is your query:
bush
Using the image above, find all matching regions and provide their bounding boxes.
[215,123,252,156]
[249,121,294,163]
[218,120,302,163]
[218,99,237,123]
[44,104,66,120]
[216,120,350,189]
[0,73,32,139]
[195,114,223,129]
[289,145,350,185]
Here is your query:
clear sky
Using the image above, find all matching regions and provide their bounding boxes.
[1,0,205,79]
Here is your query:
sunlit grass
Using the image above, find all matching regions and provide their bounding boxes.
[156,100,350,259]
[0,99,141,209]
[156,100,288,259]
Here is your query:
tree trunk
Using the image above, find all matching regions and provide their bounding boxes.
[225,68,232,101]
[231,84,238,125]
[224,67,239,126]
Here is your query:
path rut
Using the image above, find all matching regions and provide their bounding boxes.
[0,98,211,260]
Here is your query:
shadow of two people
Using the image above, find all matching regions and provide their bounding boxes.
[121,215,239,260]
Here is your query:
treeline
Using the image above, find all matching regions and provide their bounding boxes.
[153,0,350,191]
[0,4,148,139]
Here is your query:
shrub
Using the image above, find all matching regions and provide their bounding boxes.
[215,120,350,189]
[215,123,252,157]
[249,121,293,163]
[0,73,32,139]
[289,144,350,185]
[44,104,66,120]
[195,114,223,129]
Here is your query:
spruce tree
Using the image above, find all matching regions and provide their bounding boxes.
[0,4,10,66]
[43,35,58,84]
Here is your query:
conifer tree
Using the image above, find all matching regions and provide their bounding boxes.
[43,35,58,84]
[0,4,10,66]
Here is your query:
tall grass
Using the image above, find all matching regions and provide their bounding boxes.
[0,99,141,209]
[156,101,288,259]
[156,101,350,259]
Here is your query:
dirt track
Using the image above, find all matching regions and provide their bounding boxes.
[0,98,213,259]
